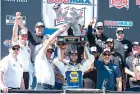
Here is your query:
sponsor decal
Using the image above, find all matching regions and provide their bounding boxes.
[136,0,140,8]
[104,20,133,29]
[47,0,92,5]
[109,0,129,9]
[3,0,28,2]
[6,15,26,25]
[69,71,79,82]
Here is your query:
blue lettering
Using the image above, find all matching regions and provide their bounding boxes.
[70,0,77,3]
[118,22,123,26]
[124,22,127,26]
[85,0,91,4]
[70,0,91,4]
[118,21,133,26]
[71,74,78,77]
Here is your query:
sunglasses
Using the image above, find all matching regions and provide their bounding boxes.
[103,53,111,56]
[12,47,20,51]
[106,42,113,44]
[47,50,53,54]
[97,27,103,30]
[117,31,124,34]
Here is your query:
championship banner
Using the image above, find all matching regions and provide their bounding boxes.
[65,71,82,88]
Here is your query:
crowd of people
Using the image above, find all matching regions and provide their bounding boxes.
[0,12,140,93]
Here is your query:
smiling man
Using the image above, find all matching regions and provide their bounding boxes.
[95,48,122,91]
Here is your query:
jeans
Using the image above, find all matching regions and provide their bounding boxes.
[29,62,37,89]
[36,83,54,90]
[55,82,63,90]
[125,87,140,91]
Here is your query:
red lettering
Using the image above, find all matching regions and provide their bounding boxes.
[110,0,129,9]
[136,0,140,5]
[48,0,54,3]
[104,20,108,26]
[55,0,63,3]
[110,0,128,5]
[64,0,69,3]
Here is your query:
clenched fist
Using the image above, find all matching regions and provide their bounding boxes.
[16,12,21,16]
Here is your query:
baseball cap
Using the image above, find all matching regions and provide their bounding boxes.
[116,27,124,33]
[35,22,45,28]
[19,28,28,35]
[3,40,20,49]
[47,45,54,52]
[102,48,111,54]
[106,38,113,43]
[69,50,78,55]
[132,41,139,47]
[90,46,97,52]
[96,22,103,27]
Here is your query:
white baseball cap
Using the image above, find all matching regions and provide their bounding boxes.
[96,22,103,27]
[116,27,124,32]
[102,48,111,54]
[90,46,97,52]
[106,38,113,43]
[35,22,45,27]
[132,41,139,47]
[19,28,28,35]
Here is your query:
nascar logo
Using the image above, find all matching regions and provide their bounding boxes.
[109,0,129,9]
[47,0,91,5]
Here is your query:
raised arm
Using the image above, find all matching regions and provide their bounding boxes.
[86,19,96,47]
[42,25,69,53]
[12,13,20,42]
[16,12,27,30]
[81,44,95,73]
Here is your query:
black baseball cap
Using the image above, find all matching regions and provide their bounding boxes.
[69,50,78,55]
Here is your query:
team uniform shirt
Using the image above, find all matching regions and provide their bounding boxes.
[35,49,55,86]
[94,61,121,91]
[0,55,23,88]
[54,55,94,78]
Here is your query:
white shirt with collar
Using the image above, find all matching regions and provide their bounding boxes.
[0,55,23,88]
[35,48,55,86]
[13,41,31,72]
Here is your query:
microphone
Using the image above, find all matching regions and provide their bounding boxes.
[102,78,108,93]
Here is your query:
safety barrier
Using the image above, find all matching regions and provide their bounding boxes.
[5,89,139,93]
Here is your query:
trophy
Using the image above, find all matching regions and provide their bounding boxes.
[57,36,87,45]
